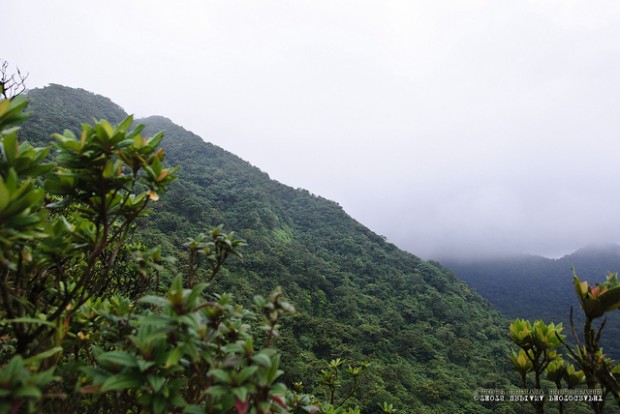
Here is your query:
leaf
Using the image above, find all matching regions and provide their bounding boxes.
[117,115,134,132]
[80,366,111,383]
[152,395,169,414]
[0,178,9,212]
[101,119,115,139]
[209,369,232,384]
[5,317,55,328]
[222,343,244,354]
[31,367,58,386]
[1,132,18,164]
[13,384,42,399]
[147,375,166,393]
[100,374,143,392]
[150,156,163,175]
[0,356,25,382]
[23,347,62,364]
[236,366,258,384]
[136,359,156,373]
[148,190,159,201]
[598,286,620,313]
[186,283,208,308]
[164,347,183,369]
[233,386,250,402]
[102,159,115,178]
[184,405,205,414]
[97,351,139,368]
[139,295,169,307]
[251,353,272,368]
[206,385,230,399]
[132,134,144,148]
[235,398,249,414]
[0,98,10,116]
[573,274,588,298]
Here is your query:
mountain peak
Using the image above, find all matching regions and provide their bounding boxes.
[139,114,174,124]
[567,242,620,259]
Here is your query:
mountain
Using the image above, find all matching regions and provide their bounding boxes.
[442,244,620,358]
[21,84,514,413]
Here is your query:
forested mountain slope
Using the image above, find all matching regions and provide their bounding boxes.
[21,85,514,413]
[443,244,620,359]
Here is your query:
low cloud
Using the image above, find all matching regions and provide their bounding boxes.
[3,1,620,260]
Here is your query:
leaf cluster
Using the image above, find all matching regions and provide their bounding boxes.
[509,270,620,413]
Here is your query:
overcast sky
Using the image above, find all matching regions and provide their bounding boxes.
[3,1,620,259]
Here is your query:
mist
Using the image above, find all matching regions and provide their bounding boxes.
[3,1,620,260]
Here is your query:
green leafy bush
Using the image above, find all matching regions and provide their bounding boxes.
[0,86,371,413]
[509,271,620,414]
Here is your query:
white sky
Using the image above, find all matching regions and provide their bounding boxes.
[3,1,620,259]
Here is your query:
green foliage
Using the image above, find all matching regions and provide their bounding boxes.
[185,226,247,286]
[378,401,397,413]
[17,83,519,413]
[0,349,60,413]
[0,102,178,359]
[0,86,392,414]
[509,320,564,352]
[566,271,620,413]
[509,271,620,414]
[316,358,368,408]
[79,277,296,413]
[509,319,564,414]
[446,248,620,359]
[0,93,318,413]
[573,271,620,319]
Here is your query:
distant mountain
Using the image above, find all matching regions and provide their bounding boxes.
[20,85,514,413]
[568,243,620,263]
[442,243,620,358]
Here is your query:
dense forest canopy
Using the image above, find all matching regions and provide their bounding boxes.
[444,245,620,359]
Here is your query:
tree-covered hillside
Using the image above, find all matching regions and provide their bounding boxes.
[21,85,515,413]
[443,244,620,359]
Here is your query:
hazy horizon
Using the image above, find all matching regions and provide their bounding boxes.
[4,1,620,260]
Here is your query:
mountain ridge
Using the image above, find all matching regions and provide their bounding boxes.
[568,242,620,260]
[443,243,620,359]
